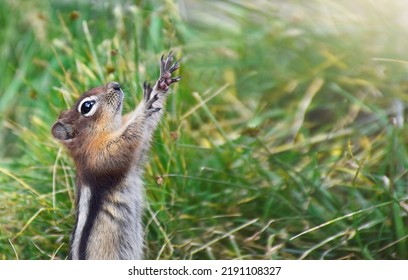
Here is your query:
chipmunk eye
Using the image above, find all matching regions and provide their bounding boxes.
[78,97,98,116]
[81,101,95,114]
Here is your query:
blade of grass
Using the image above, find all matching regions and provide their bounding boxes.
[299,219,383,259]
[192,91,234,148]
[291,77,324,141]
[0,167,40,197]
[12,208,51,240]
[146,205,174,259]
[290,199,404,241]
[8,239,19,260]
[190,218,258,256]
[181,83,229,120]
[52,148,63,209]
[82,20,104,82]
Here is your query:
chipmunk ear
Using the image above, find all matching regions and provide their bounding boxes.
[52,121,75,141]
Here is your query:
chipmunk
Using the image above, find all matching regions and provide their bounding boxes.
[51,52,180,260]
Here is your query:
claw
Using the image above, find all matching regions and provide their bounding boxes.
[160,54,166,75]
[146,93,159,109]
[171,76,181,83]
[160,51,180,76]
[146,107,161,117]
[169,60,180,73]
[166,50,174,65]
[143,81,153,103]
[165,54,173,73]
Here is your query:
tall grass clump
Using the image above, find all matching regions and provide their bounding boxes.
[1,0,408,259]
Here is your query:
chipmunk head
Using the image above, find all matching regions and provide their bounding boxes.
[52,82,124,145]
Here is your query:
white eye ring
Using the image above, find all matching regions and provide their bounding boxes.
[78,96,99,117]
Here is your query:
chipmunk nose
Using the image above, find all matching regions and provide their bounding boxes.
[108,82,121,91]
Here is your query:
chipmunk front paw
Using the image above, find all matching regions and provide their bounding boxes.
[157,51,181,92]
[143,51,181,116]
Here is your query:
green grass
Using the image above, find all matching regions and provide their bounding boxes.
[1,0,408,259]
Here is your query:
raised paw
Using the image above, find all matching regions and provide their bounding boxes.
[157,51,181,92]
[143,81,161,116]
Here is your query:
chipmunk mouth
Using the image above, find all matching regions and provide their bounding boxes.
[106,82,124,113]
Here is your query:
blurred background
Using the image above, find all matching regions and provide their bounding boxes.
[1,0,408,259]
